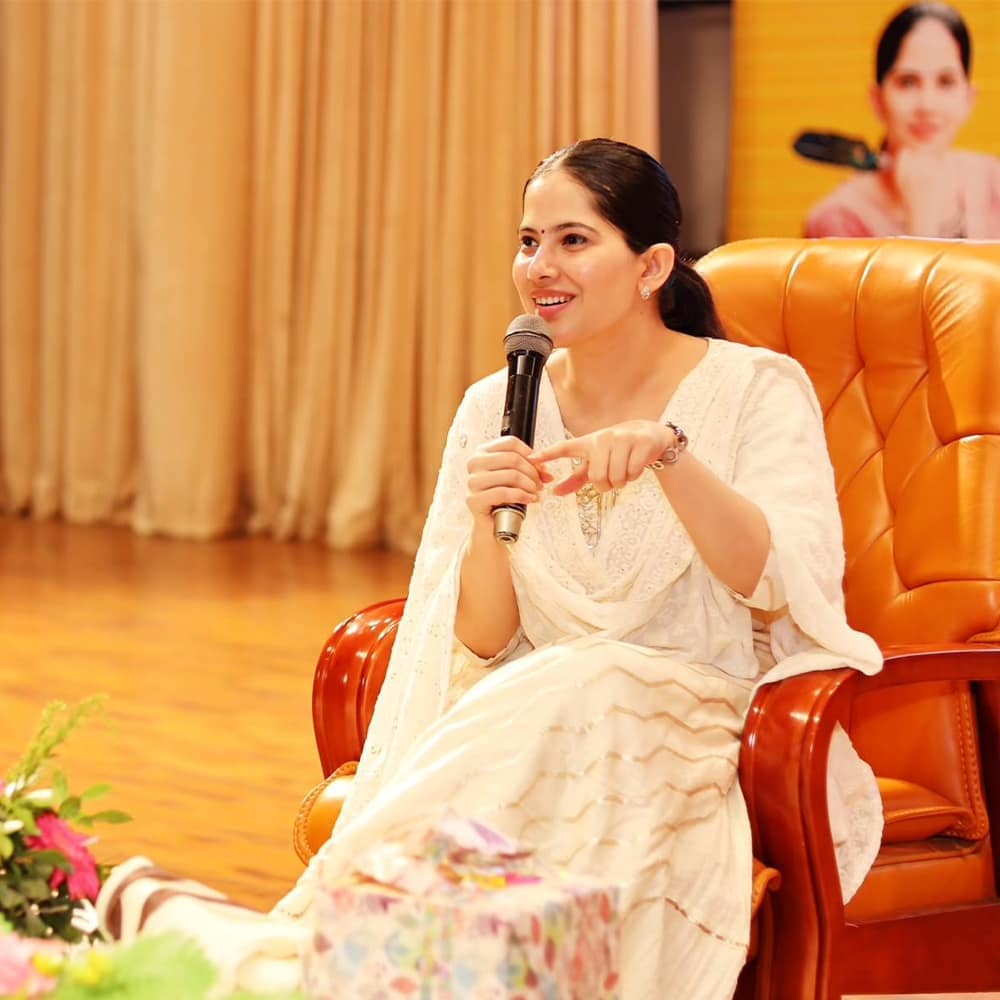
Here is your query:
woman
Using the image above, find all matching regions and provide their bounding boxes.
[100,140,883,999]
[805,2,1000,238]
[279,139,882,996]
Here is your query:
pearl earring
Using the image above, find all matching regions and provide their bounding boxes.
[640,286,652,301]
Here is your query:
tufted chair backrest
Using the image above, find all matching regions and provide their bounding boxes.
[697,238,1000,843]
[697,238,1000,645]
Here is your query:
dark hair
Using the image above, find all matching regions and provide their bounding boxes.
[524,138,725,341]
[875,3,971,84]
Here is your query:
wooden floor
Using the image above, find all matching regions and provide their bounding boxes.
[0,515,413,911]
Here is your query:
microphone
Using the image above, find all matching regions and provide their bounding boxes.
[493,314,554,545]
[793,131,881,171]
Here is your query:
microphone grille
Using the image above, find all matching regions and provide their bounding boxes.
[504,314,553,360]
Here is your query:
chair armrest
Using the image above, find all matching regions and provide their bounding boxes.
[312,599,405,776]
[740,667,856,983]
[742,645,1000,861]
[861,643,1000,689]
[739,643,1000,982]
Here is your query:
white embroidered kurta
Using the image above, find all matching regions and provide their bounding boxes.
[274,338,884,1000]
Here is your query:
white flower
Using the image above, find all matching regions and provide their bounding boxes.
[70,899,100,936]
[4,771,40,797]
[24,789,54,804]
[2,819,24,834]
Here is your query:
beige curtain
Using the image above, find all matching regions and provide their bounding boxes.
[0,0,658,553]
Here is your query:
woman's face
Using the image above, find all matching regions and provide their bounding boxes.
[512,169,647,349]
[872,17,975,154]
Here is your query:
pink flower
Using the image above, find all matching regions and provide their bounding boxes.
[0,932,63,996]
[25,813,101,902]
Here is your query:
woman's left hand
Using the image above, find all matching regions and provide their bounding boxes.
[530,420,676,495]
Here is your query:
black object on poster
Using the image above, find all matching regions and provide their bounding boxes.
[793,131,881,171]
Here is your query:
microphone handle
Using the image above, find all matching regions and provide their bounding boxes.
[493,352,545,544]
[500,371,542,440]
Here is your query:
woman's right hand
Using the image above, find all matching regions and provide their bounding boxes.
[466,436,551,529]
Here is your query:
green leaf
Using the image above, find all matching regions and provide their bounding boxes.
[53,922,82,946]
[20,877,52,901]
[52,769,69,809]
[0,881,24,907]
[0,832,13,859]
[80,782,112,802]
[59,795,81,821]
[84,809,132,825]
[12,803,40,835]
[29,849,71,873]
[53,931,219,1000]
[6,696,108,791]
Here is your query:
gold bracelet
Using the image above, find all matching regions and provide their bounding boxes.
[648,421,688,470]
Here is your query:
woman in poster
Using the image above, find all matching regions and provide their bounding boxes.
[805,2,1000,238]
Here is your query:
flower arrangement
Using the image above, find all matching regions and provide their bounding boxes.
[1,700,307,999]
[1,697,129,944]
[0,927,307,1000]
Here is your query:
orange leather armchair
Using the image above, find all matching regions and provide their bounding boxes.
[296,238,1000,999]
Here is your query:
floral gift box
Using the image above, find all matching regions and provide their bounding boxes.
[303,814,620,999]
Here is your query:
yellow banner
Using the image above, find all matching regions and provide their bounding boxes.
[728,1,1000,239]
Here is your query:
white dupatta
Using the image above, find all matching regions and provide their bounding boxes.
[277,338,883,919]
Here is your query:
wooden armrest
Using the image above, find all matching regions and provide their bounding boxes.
[739,644,1000,971]
[312,599,405,776]
[741,645,1000,861]
[860,644,1000,690]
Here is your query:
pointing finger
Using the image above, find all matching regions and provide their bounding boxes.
[529,440,580,464]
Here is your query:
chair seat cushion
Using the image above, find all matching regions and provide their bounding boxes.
[294,761,358,863]
[844,836,996,922]
[878,777,976,844]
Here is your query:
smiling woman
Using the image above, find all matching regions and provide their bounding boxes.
[271,138,884,999]
[805,1,1000,238]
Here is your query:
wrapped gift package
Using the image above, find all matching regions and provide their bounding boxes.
[302,814,620,998]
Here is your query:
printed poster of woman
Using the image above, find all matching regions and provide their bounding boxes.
[727,1,1000,240]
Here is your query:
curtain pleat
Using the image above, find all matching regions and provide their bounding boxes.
[132,0,253,537]
[247,0,305,538]
[0,0,46,512]
[0,0,658,553]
